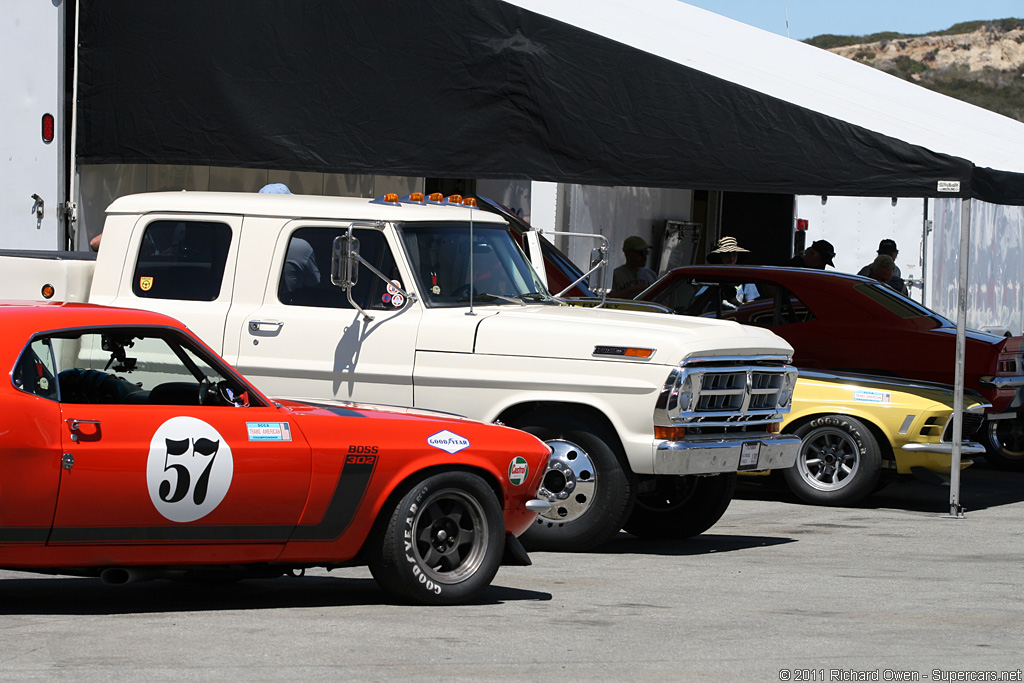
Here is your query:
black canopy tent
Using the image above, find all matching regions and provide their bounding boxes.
[73,0,1024,513]
[75,0,1024,205]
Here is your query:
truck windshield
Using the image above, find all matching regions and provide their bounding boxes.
[399,221,553,307]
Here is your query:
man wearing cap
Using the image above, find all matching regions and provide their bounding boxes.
[858,239,907,295]
[788,239,835,270]
[610,235,657,298]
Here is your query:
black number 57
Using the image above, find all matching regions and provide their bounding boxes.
[160,437,220,506]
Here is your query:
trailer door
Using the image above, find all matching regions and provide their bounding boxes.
[0,0,67,249]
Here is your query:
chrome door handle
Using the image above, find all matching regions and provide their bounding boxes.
[66,418,101,442]
[249,320,284,332]
[66,419,101,431]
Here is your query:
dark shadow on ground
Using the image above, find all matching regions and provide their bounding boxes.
[0,573,550,615]
[735,458,1024,513]
[540,532,796,557]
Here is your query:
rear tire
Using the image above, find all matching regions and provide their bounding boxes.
[783,415,881,505]
[367,471,504,605]
[623,473,736,539]
[515,410,636,552]
[982,417,1024,471]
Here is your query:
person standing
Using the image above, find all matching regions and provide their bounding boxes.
[858,238,907,295]
[788,239,835,270]
[610,236,657,298]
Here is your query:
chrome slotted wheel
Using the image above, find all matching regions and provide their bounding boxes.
[797,426,861,492]
[410,488,489,585]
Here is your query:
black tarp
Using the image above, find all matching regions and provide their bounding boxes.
[75,0,1024,205]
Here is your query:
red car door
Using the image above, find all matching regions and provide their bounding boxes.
[53,403,312,552]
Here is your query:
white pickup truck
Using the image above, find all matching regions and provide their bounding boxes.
[1,191,800,551]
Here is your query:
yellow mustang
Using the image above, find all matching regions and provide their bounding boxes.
[777,371,988,505]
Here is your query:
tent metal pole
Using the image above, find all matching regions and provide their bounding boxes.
[948,197,971,518]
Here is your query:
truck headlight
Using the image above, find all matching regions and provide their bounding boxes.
[777,371,796,408]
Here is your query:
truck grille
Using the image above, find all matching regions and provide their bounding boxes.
[655,356,797,432]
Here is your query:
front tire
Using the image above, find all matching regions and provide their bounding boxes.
[983,417,1024,471]
[367,471,504,605]
[623,473,736,539]
[783,415,881,505]
[515,411,636,552]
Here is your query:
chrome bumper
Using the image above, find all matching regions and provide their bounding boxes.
[901,441,986,455]
[653,434,801,475]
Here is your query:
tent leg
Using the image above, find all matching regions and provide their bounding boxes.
[947,197,971,519]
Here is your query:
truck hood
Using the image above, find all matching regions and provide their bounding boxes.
[472,305,793,365]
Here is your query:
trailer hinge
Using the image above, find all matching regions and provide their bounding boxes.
[61,201,79,249]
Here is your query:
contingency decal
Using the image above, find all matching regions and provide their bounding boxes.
[853,390,891,404]
[247,422,292,442]
[508,456,529,486]
[139,276,154,291]
[147,416,234,523]
[427,429,470,454]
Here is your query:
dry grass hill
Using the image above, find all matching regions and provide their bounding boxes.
[806,19,1024,122]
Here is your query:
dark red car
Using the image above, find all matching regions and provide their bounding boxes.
[637,265,1024,470]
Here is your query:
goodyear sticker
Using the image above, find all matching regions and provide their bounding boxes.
[247,422,293,441]
[428,429,470,454]
[508,456,529,486]
[853,391,891,404]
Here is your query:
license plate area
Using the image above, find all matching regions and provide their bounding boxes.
[739,441,761,470]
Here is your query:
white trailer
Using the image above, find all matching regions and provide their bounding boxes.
[0,0,71,249]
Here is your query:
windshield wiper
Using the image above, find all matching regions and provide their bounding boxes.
[518,292,556,304]
[456,292,526,305]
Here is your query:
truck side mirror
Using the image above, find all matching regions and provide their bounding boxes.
[331,233,360,289]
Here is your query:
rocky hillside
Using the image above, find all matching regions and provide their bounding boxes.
[806,19,1024,122]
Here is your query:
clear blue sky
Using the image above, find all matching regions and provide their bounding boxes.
[681,1,1023,41]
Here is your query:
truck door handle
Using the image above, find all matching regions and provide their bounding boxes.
[249,320,284,332]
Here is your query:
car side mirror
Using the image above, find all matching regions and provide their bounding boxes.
[331,233,360,289]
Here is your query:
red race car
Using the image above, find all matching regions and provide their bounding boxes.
[1,302,550,605]
[638,266,1024,470]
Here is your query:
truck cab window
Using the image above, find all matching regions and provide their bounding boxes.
[132,220,232,301]
[278,227,399,310]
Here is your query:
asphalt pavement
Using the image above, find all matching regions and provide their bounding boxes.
[1,460,1022,682]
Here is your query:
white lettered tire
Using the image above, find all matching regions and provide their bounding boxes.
[367,471,505,605]
[783,415,882,505]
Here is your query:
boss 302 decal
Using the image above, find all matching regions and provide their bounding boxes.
[147,416,234,523]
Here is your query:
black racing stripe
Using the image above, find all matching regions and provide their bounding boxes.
[288,459,377,541]
[291,401,368,418]
[46,524,295,544]
[0,528,51,544]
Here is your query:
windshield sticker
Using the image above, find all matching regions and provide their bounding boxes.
[386,280,401,296]
[508,456,529,486]
[147,416,234,523]
[247,422,292,442]
[853,390,891,404]
[428,430,470,454]
[139,276,154,291]
[391,293,405,307]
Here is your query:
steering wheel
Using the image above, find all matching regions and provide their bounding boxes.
[198,378,240,406]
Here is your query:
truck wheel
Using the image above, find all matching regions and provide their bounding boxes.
[367,471,504,605]
[516,411,636,552]
[783,415,881,505]
[983,417,1024,471]
[623,473,736,539]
